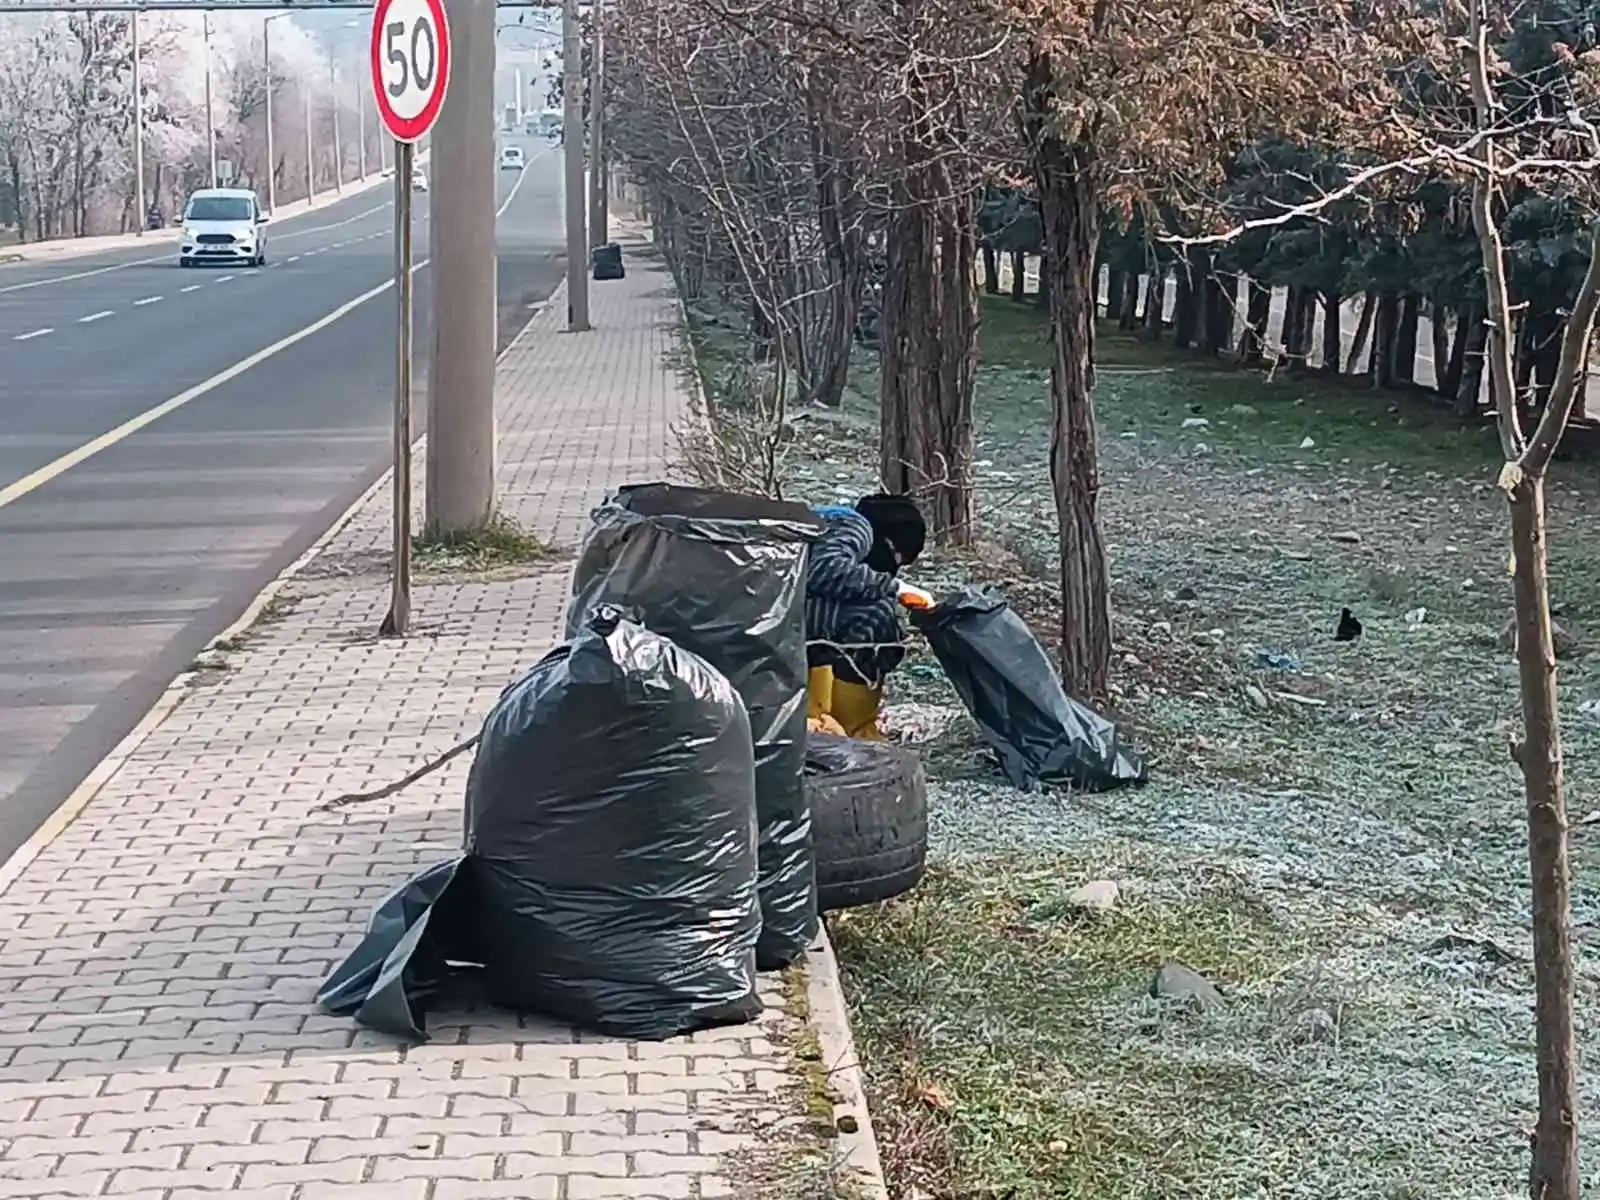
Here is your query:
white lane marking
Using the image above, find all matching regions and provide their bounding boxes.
[0,256,431,513]
[132,295,163,307]
[79,310,113,324]
[285,255,300,264]
[13,327,52,341]
[214,274,235,283]
[496,164,529,219]
[0,199,394,296]
[180,284,202,293]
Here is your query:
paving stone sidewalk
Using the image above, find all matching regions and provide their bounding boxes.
[0,230,882,1199]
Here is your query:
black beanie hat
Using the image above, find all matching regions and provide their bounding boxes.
[855,493,927,571]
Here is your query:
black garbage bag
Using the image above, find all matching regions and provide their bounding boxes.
[909,587,1147,792]
[317,606,763,1041]
[568,483,825,970]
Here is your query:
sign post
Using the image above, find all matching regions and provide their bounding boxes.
[371,0,450,638]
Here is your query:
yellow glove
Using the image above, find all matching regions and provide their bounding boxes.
[896,581,935,611]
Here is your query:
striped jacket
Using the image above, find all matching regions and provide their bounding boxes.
[804,506,899,639]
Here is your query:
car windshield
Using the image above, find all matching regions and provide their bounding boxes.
[186,196,253,222]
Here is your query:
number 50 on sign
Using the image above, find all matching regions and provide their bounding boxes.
[370,0,451,144]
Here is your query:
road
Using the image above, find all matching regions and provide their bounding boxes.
[0,136,567,860]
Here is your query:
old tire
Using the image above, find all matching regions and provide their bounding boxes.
[805,733,928,913]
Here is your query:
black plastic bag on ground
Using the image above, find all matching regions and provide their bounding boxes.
[568,483,825,969]
[317,606,763,1041]
[909,587,1147,792]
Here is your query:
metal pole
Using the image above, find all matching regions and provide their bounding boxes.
[304,82,314,202]
[263,18,275,212]
[561,0,589,330]
[132,10,145,235]
[426,0,499,534]
[587,0,606,249]
[381,137,415,638]
[203,13,218,188]
[357,74,366,180]
[330,58,343,193]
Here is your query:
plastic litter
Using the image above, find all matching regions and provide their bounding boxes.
[909,587,1147,792]
[317,606,763,1041]
[568,483,824,969]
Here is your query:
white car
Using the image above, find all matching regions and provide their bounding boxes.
[411,166,429,192]
[499,145,526,171]
[179,187,268,268]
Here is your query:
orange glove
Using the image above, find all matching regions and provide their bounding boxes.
[896,581,935,611]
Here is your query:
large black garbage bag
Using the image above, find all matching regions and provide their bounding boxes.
[317,606,763,1041]
[909,587,1147,792]
[568,482,825,969]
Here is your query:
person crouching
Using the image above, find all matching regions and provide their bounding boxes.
[804,493,927,740]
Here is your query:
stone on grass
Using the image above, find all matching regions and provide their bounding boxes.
[1068,880,1119,912]
[1244,684,1269,711]
[1289,1007,1338,1044]
[1151,963,1225,1013]
[1329,530,1362,545]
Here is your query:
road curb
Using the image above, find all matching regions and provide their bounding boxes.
[805,927,890,1199]
[0,263,559,900]
[0,253,20,266]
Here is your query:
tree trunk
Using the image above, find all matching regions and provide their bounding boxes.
[1010,251,1026,301]
[1431,303,1453,395]
[1200,272,1230,355]
[1447,304,1480,415]
[1035,249,1050,310]
[1171,258,1199,349]
[1141,269,1163,340]
[1025,55,1112,700]
[1371,291,1401,387]
[878,65,977,545]
[805,87,866,409]
[1117,271,1139,329]
[1106,270,1127,323]
[1321,290,1342,374]
[1506,474,1582,1200]
[1395,293,1420,384]
[1346,290,1376,373]
[1282,286,1311,373]
[981,244,999,295]
[1238,279,1271,365]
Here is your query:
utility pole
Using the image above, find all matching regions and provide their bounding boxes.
[562,0,589,330]
[356,74,367,180]
[203,13,218,188]
[132,10,145,234]
[330,57,343,193]
[304,84,314,202]
[587,0,606,248]
[426,0,498,535]
[264,15,286,213]
[513,66,523,125]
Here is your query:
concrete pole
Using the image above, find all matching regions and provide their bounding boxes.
[562,0,589,330]
[304,84,314,201]
[425,0,498,535]
[356,74,367,180]
[132,11,144,234]
[587,0,606,249]
[203,14,218,188]
[330,58,343,193]
[263,19,276,212]
[513,67,523,125]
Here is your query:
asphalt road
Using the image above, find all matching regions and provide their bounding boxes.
[0,136,568,860]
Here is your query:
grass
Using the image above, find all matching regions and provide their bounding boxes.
[411,512,552,575]
[724,290,1600,1200]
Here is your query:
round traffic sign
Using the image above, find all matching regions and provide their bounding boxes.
[370,0,451,144]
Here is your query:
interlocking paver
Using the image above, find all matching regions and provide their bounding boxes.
[0,227,838,1196]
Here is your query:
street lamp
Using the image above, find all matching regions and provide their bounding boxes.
[203,11,218,188]
[263,12,294,213]
[331,19,367,182]
[132,10,145,233]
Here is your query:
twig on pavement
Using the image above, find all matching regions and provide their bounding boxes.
[315,734,481,812]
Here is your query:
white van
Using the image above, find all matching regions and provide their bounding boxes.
[179,187,269,268]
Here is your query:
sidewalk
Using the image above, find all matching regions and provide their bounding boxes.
[0,163,409,267]
[0,228,885,1200]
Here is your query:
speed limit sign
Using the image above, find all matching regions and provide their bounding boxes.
[370,0,451,143]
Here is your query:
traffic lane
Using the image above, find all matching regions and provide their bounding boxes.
[0,188,404,295]
[0,233,406,488]
[0,230,569,858]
